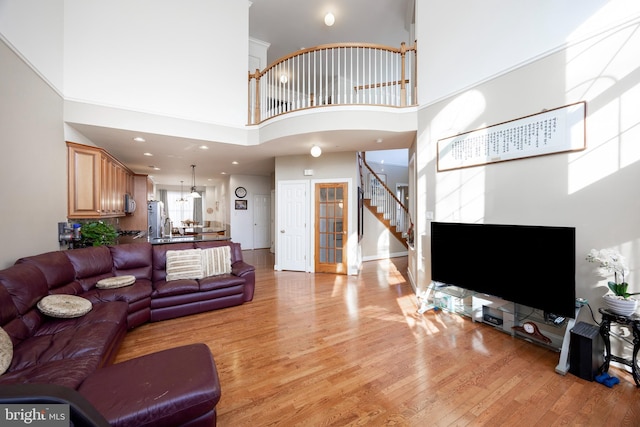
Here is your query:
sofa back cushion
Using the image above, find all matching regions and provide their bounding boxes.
[151,243,195,283]
[16,251,82,295]
[201,246,232,277]
[109,242,152,280]
[165,249,204,281]
[0,285,19,327]
[229,242,243,264]
[0,278,21,343]
[64,246,113,292]
[0,264,48,342]
[195,241,242,264]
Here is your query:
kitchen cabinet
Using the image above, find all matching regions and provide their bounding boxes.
[67,142,133,219]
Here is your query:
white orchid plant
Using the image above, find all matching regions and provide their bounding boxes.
[586,248,638,299]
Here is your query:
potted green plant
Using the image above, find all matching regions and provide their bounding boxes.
[587,248,639,315]
[80,221,118,247]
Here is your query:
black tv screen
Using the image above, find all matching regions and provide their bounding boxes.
[431,221,576,318]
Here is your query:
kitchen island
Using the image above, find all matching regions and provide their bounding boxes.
[148,234,230,244]
[115,233,230,245]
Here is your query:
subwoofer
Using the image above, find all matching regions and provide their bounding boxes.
[569,321,604,381]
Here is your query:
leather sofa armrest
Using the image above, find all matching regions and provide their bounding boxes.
[232,261,255,277]
[0,384,110,427]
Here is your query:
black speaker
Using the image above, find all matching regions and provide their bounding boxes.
[569,321,604,381]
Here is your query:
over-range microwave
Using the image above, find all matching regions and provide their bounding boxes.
[124,194,137,213]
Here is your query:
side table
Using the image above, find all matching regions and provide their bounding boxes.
[598,307,640,387]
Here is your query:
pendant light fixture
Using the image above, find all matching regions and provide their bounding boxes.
[176,180,188,203]
[190,164,201,198]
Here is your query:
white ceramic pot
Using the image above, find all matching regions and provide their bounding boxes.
[603,295,639,316]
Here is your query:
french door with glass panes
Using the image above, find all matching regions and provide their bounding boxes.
[315,183,348,274]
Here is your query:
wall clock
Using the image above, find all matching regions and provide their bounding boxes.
[512,321,552,344]
[235,186,247,198]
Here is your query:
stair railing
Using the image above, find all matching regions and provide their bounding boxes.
[248,42,417,125]
[359,153,413,242]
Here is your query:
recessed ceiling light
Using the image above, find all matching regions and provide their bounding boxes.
[199,145,209,150]
[149,165,160,170]
[143,152,153,156]
[221,172,227,175]
[232,161,239,165]
[133,137,146,142]
[310,145,322,157]
[324,12,335,26]
[376,138,383,143]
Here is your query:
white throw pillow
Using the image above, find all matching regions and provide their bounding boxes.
[166,249,204,281]
[37,295,93,318]
[0,327,12,375]
[96,275,136,289]
[201,246,232,277]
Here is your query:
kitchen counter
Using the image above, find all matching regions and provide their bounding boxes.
[147,235,231,244]
[116,230,229,245]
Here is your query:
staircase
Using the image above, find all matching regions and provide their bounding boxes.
[359,153,413,249]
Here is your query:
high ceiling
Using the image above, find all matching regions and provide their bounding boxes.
[250,0,414,65]
[74,0,415,187]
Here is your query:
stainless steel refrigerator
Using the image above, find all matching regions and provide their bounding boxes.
[147,200,165,239]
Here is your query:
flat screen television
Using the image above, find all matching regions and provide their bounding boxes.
[430,221,576,319]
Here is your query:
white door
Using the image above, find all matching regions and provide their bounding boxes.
[277,181,308,271]
[253,194,271,249]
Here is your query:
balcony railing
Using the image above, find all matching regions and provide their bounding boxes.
[248,42,417,125]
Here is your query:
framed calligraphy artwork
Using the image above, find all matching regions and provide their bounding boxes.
[437,101,586,172]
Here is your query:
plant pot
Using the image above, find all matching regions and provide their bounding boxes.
[603,295,639,316]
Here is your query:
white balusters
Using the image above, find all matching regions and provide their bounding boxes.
[248,43,417,124]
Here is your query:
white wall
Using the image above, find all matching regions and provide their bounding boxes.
[360,209,407,261]
[0,39,66,268]
[63,0,248,127]
[1,1,249,128]
[275,152,360,274]
[418,0,632,104]
[361,160,409,260]
[0,0,64,91]
[229,174,273,249]
[414,6,640,322]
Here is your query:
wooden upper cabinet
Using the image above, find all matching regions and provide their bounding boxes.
[67,142,133,219]
[68,143,101,218]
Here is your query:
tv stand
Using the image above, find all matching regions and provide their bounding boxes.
[419,283,581,374]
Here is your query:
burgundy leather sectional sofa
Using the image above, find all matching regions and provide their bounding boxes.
[0,240,255,426]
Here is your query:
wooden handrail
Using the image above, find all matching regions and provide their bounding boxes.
[363,160,410,218]
[255,42,416,80]
[248,41,417,124]
[354,79,409,92]
[358,152,413,245]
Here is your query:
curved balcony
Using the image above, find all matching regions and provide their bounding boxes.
[248,42,417,125]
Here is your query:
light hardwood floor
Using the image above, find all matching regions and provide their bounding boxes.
[115,250,640,426]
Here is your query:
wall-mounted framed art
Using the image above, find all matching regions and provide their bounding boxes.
[235,199,247,210]
[437,101,586,172]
